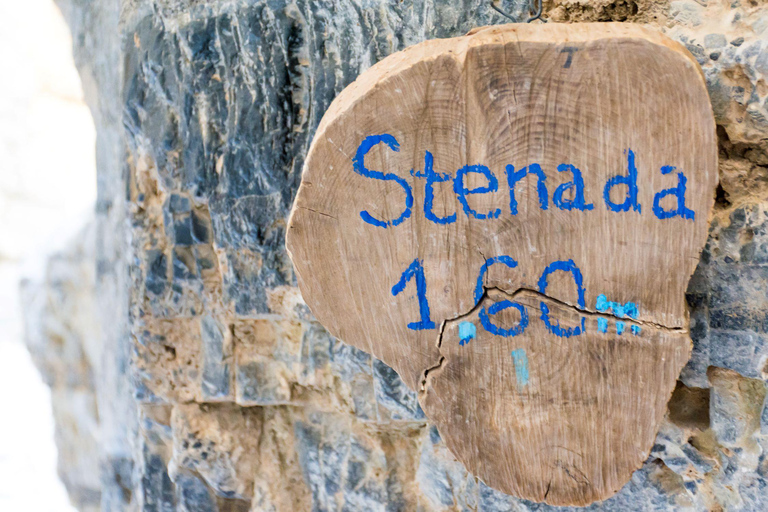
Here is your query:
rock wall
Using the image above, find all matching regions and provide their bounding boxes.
[28,0,768,510]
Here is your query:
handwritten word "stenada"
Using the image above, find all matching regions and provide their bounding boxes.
[352,134,696,228]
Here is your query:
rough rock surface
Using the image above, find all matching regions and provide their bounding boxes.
[21,224,101,512]
[25,0,768,510]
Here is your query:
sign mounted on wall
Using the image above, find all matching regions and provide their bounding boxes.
[286,23,717,506]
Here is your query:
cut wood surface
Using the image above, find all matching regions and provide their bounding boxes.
[286,23,717,506]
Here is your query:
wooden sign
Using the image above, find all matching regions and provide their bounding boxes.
[286,23,716,506]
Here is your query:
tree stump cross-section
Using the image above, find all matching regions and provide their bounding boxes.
[286,23,717,506]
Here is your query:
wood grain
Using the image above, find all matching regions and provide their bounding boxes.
[286,23,717,505]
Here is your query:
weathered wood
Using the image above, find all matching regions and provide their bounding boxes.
[286,23,716,505]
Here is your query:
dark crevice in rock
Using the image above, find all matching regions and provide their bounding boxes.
[715,182,731,209]
[667,381,711,431]
[718,124,768,167]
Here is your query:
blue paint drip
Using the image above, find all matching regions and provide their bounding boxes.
[631,325,641,335]
[458,321,476,346]
[653,166,695,221]
[553,164,594,211]
[511,349,529,387]
[505,163,548,215]
[353,135,413,228]
[411,151,456,225]
[616,321,625,335]
[597,318,608,333]
[604,149,642,213]
[454,165,502,220]
[538,259,586,338]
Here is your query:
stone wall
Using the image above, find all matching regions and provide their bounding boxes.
[28,0,768,510]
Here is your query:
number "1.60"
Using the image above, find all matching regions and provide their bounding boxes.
[392,256,586,338]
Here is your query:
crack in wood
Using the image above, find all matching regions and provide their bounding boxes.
[419,285,688,395]
[297,206,338,220]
